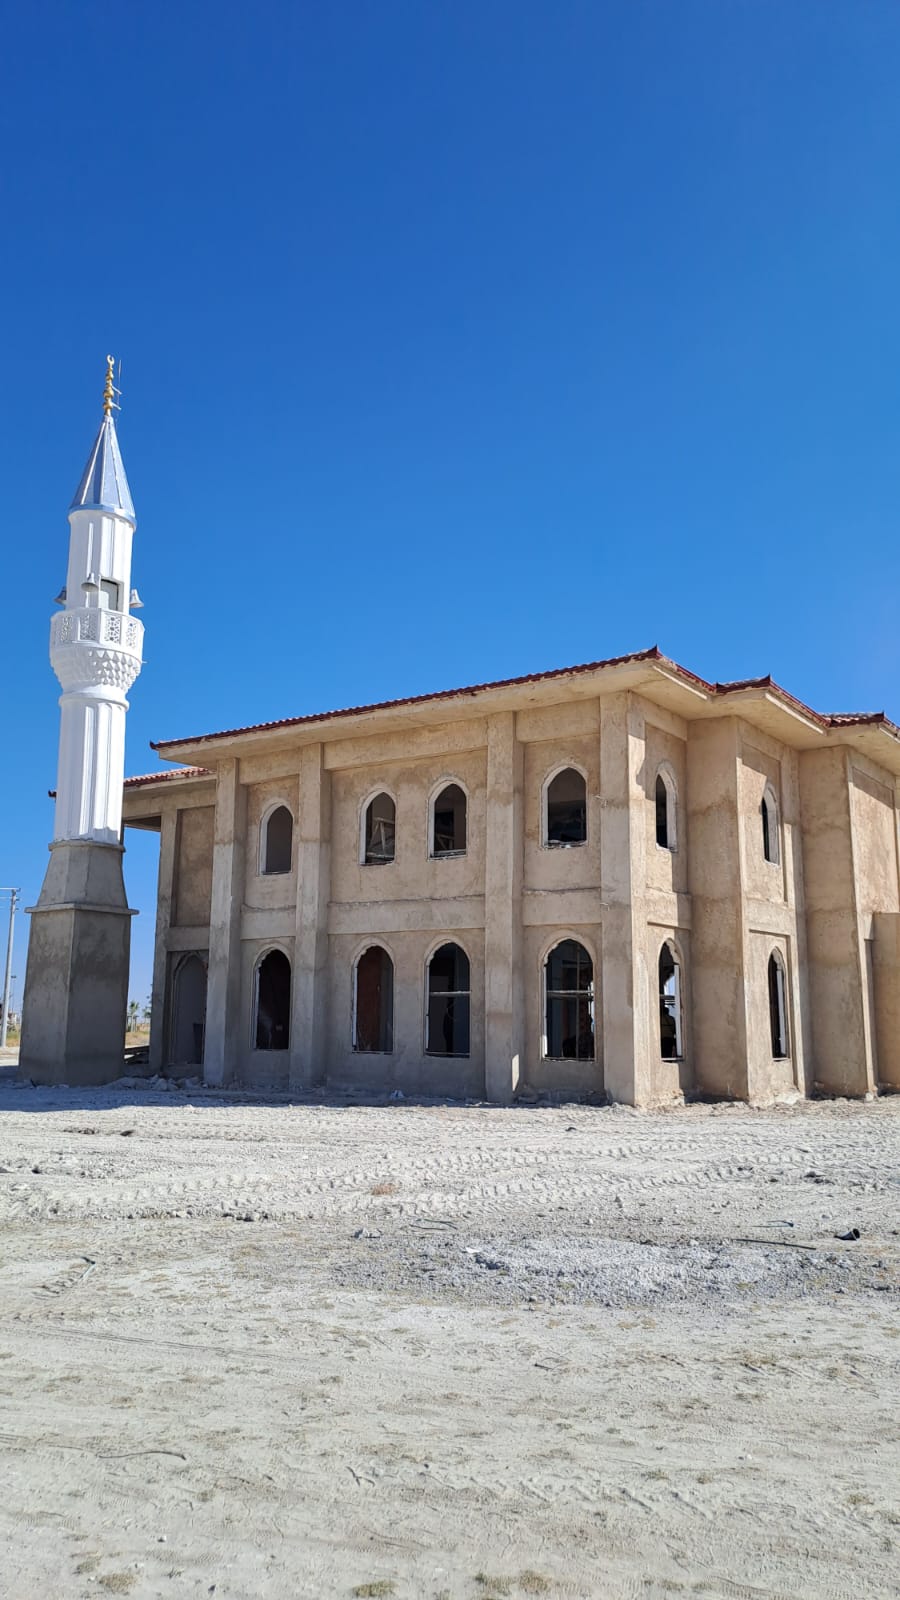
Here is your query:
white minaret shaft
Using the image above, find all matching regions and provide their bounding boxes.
[50,358,143,845]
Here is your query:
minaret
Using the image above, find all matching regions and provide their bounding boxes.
[20,359,144,1085]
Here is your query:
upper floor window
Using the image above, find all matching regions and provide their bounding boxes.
[254,949,291,1050]
[363,792,396,865]
[426,943,471,1056]
[544,939,595,1061]
[545,767,587,847]
[261,805,293,875]
[99,579,121,610]
[658,942,683,1060]
[761,785,780,865]
[655,768,677,851]
[768,951,789,1058]
[353,945,394,1053]
[431,783,467,857]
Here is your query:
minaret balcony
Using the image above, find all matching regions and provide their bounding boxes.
[50,606,144,694]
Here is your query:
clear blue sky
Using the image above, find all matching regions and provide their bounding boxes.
[3,2,900,1005]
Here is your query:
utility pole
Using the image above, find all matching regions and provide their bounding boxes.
[1,889,19,1050]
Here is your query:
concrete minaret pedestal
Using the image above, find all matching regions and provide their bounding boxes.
[20,360,144,1085]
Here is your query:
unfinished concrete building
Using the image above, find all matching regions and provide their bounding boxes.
[121,648,900,1106]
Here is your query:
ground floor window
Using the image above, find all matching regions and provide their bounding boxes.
[768,951,789,1059]
[426,943,470,1056]
[255,949,291,1050]
[544,939,594,1060]
[354,946,394,1052]
[658,942,683,1060]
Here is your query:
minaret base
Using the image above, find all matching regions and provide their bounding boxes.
[20,841,136,1087]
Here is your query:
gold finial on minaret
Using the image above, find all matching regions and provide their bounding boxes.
[103,355,116,418]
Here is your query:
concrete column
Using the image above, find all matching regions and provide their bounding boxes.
[599,694,650,1105]
[686,718,749,1099]
[483,711,524,1103]
[204,759,246,1088]
[148,806,177,1073]
[290,743,331,1092]
[799,747,873,1095]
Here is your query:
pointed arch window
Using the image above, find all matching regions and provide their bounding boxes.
[545,767,587,847]
[658,942,683,1060]
[254,949,291,1050]
[431,784,467,857]
[655,769,677,851]
[426,943,470,1056]
[768,951,789,1059]
[544,940,595,1060]
[363,792,396,865]
[353,946,394,1053]
[261,805,293,875]
[761,786,780,865]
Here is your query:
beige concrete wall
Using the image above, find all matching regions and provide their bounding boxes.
[644,921,693,1104]
[244,778,298,911]
[329,743,487,909]
[173,806,214,928]
[520,922,602,1097]
[643,723,688,896]
[799,747,870,1095]
[326,928,486,1099]
[686,718,748,1098]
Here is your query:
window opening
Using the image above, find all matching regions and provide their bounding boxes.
[544,940,594,1060]
[658,943,683,1059]
[354,947,394,1052]
[426,943,471,1056]
[255,950,291,1050]
[761,788,779,865]
[546,768,587,846]
[768,952,788,1058]
[432,784,467,857]
[262,805,293,875]
[99,580,120,611]
[364,793,396,864]
[655,771,677,850]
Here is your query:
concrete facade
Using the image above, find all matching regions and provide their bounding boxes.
[122,649,900,1106]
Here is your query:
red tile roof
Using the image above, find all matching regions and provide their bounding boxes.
[139,647,899,760]
[123,766,211,788]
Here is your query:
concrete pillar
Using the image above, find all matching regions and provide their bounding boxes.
[686,718,749,1100]
[290,743,331,1092]
[483,711,524,1103]
[799,747,873,1095]
[599,694,650,1105]
[20,840,135,1086]
[204,759,246,1088]
[148,806,177,1073]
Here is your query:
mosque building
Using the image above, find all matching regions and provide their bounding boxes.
[21,370,900,1103]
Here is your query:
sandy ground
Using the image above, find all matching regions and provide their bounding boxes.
[0,1075,897,1600]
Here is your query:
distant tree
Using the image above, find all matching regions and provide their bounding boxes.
[127,998,140,1031]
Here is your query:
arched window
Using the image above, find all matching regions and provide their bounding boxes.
[761,786,779,865]
[426,943,470,1056]
[544,939,594,1060]
[431,783,467,857]
[545,767,587,847]
[353,946,394,1052]
[171,953,207,1067]
[655,769,677,851]
[768,951,789,1059]
[261,805,293,875]
[254,949,291,1050]
[658,942,683,1060]
[363,792,396,865]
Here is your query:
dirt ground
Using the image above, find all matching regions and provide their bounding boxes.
[0,1076,897,1600]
